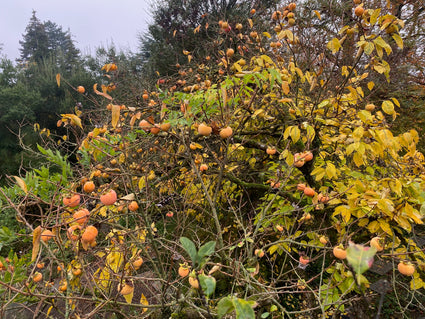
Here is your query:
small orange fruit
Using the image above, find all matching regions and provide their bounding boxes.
[81,225,98,243]
[72,268,82,276]
[59,281,68,291]
[73,209,90,225]
[319,236,328,245]
[276,225,284,232]
[226,48,235,58]
[198,123,212,136]
[333,246,347,259]
[67,225,82,241]
[317,193,330,203]
[365,104,375,111]
[36,262,45,269]
[178,264,190,277]
[297,183,306,191]
[370,237,384,252]
[219,126,233,139]
[288,3,296,11]
[63,194,81,207]
[160,122,171,132]
[77,86,85,94]
[119,283,135,295]
[83,181,95,193]
[139,119,151,131]
[166,211,174,217]
[299,256,309,265]
[303,151,313,162]
[41,229,55,243]
[128,201,139,212]
[398,261,415,276]
[250,8,256,14]
[142,93,149,100]
[150,126,161,134]
[354,5,364,17]
[100,189,117,205]
[133,257,144,270]
[266,147,277,155]
[303,187,315,197]
[199,164,208,172]
[255,249,265,258]
[33,272,43,282]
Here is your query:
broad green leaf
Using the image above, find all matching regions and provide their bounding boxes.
[180,237,198,266]
[199,274,216,297]
[234,298,256,319]
[198,241,216,260]
[217,297,234,318]
[346,243,376,277]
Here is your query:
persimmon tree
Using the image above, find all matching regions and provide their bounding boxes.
[1,1,425,318]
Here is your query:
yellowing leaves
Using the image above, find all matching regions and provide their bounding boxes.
[140,293,149,312]
[327,38,342,54]
[111,104,121,128]
[61,114,82,129]
[13,176,28,194]
[32,226,42,262]
[93,83,113,100]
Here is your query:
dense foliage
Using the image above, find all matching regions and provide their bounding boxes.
[0,1,425,318]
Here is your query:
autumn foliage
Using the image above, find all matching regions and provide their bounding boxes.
[1,1,425,318]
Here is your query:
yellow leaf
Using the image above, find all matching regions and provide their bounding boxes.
[314,10,321,20]
[61,114,82,129]
[327,38,341,54]
[140,293,149,313]
[32,226,42,262]
[281,81,290,95]
[13,176,28,194]
[367,81,375,91]
[111,104,121,128]
[381,100,394,115]
[93,83,113,100]
[392,33,403,49]
[378,219,392,235]
[56,73,61,87]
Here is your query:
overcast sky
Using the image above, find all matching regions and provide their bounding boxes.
[0,0,154,61]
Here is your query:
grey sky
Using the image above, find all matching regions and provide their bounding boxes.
[0,0,153,61]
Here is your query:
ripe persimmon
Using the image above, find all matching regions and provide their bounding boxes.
[83,181,95,193]
[198,123,212,136]
[303,151,313,162]
[36,263,45,269]
[77,86,85,94]
[73,209,90,225]
[303,187,315,197]
[33,272,43,282]
[288,2,296,11]
[59,281,68,292]
[398,261,415,276]
[100,190,117,205]
[297,183,306,191]
[333,246,347,259]
[255,249,265,258]
[299,256,309,265]
[266,147,277,155]
[226,48,235,58]
[370,237,384,252]
[160,122,171,132]
[319,236,328,245]
[128,201,139,212]
[219,126,233,139]
[67,225,82,241]
[81,225,98,243]
[199,164,208,172]
[178,264,190,277]
[41,229,55,243]
[63,194,81,207]
[354,5,364,16]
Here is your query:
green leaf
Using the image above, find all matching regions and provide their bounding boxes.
[198,241,216,260]
[199,274,216,297]
[234,298,256,319]
[180,237,198,266]
[346,243,377,277]
[217,297,234,318]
